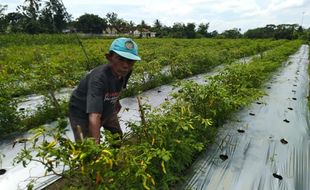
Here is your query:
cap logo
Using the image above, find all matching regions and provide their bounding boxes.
[125,41,134,50]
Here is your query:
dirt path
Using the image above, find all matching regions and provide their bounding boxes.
[182,45,310,190]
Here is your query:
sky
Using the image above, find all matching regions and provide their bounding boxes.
[2,0,310,33]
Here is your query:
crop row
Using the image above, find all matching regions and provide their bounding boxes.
[0,38,287,97]
[0,37,290,137]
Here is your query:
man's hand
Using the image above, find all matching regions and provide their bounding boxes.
[88,113,102,144]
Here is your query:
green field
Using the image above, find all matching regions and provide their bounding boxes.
[0,35,291,136]
[0,34,303,189]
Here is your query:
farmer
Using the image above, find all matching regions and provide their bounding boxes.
[68,37,141,144]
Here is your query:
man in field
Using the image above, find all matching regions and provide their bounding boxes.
[68,37,141,144]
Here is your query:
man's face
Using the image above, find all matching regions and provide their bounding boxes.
[109,53,136,77]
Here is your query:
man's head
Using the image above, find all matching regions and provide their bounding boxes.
[106,37,141,77]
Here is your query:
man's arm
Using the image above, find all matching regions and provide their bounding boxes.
[88,112,102,144]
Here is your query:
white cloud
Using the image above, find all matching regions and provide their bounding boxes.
[209,0,259,13]
[141,1,193,16]
[268,0,305,11]
[2,0,310,32]
[62,0,141,6]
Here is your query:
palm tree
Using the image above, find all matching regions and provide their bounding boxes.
[153,19,162,29]
[41,0,70,32]
[22,0,41,19]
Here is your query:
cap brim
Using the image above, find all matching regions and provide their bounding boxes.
[113,50,141,61]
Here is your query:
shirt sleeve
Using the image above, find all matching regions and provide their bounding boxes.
[86,72,104,114]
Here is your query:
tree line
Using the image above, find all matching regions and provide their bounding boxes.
[0,0,69,33]
[0,1,309,40]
